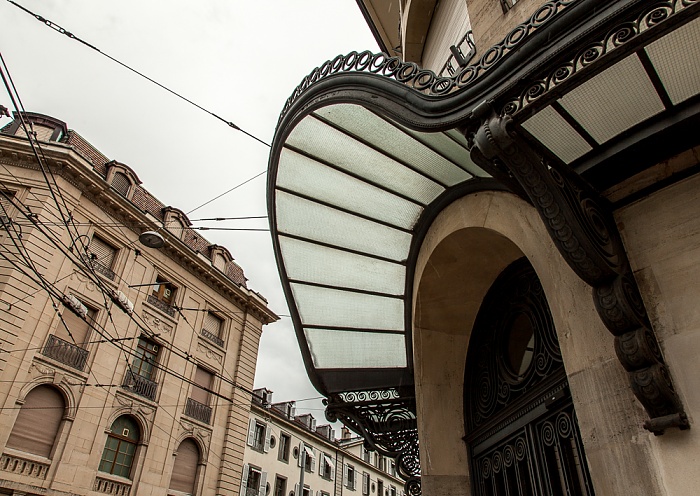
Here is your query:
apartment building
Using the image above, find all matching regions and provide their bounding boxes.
[242,389,405,496]
[0,112,277,495]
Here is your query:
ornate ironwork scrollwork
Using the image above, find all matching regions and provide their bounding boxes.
[281,0,579,121]
[500,0,700,115]
[467,109,689,434]
[325,389,421,495]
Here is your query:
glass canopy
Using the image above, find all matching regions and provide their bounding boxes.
[270,102,488,394]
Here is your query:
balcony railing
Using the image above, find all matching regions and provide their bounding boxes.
[201,328,224,347]
[42,334,89,371]
[94,475,132,495]
[0,451,50,479]
[246,487,259,496]
[91,260,116,281]
[184,397,212,424]
[147,294,175,317]
[122,369,158,401]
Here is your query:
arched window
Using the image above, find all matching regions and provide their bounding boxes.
[169,438,200,495]
[99,416,140,479]
[111,171,132,197]
[6,385,65,458]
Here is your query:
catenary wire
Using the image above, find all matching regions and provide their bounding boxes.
[5,0,270,148]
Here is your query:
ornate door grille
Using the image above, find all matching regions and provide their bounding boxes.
[464,258,595,496]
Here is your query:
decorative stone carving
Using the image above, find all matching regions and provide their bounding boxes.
[467,108,688,434]
[196,342,223,366]
[141,308,174,334]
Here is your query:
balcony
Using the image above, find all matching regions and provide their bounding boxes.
[42,334,89,371]
[245,487,259,496]
[122,369,158,401]
[91,260,115,281]
[146,294,175,317]
[201,328,224,347]
[184,397,212,424]
[0,451,50,479]
[94,474,132,495]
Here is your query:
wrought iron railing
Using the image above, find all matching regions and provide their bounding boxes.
[184,397,212,424]
[91,260,116,281]
[94,475,132,495]
[201,328,224,347]
[146,294,175,317]
[0,452,50,479]
[122,369,158,401]
[42,334,89,371]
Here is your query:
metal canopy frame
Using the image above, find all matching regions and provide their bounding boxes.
[268,1,699,492]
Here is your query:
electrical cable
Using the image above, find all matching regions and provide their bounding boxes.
[185,169,266,216]
[4,0,271,148]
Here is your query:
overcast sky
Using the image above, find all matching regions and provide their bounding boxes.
[0,0,378,423]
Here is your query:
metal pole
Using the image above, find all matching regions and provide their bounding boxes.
[298,442,306,496]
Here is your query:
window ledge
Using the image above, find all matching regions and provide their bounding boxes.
[33,354,89,382]
[142,299,179,324]
[2,447,52,465]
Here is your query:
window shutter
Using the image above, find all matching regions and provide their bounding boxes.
[204,312,223,337]
[263,424,271,453]
[247,418,257,447]
[55,305,93,345]
[294,484,300,496]
[6,385,64,458]
[298,443,303,467]
[191,367,213,405]
[354,470,358,490]
[240,464,250,496]
[310,448,316,472]
[330,457,335,481]
[89,236,116,269]
[343,464,348,487]
[169,438,199,494]
[362,473,368,494]
[319,453,323,476]
[111,172,131,197]
[258,471,268,496]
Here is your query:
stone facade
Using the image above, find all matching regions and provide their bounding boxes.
[0,113,277,496]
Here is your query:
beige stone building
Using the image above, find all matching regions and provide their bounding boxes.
[266,1,700,495]
[0,112,277,496]
[241,388,405,496]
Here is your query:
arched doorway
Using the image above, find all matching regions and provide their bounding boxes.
[464,258,595,496]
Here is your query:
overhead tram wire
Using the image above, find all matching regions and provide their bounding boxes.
[5,0,270,148]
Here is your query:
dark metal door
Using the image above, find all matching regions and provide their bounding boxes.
[464,258,595,496]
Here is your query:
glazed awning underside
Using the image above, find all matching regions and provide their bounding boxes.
[273,103,488,391]
[268,0,700,397]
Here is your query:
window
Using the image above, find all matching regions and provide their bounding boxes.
[247,418,270,452]
[344,464,357,491]
[0,190,15,224]
[377,479,384,496]
[169,438,200,495]
[278,432,291,462]
[99,416,140,479]
[240,464,267,496]
[319,453,334,480]
[389,485,397,496]
[297,444,315,473]
[123,337,159,401]
[185,367,214,424]
[202,311,224,347]
[362,472,370,495]
[88,235,117,280]
[149,276,177,316]
[500,0,518,12]
[44,300,95,370]
[362,447,370,462]
[389,460,396,477]
[6,385,65,458]
[111,171,131,197]
[274,475,287,496]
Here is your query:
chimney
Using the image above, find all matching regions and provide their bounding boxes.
[341,426,352,440]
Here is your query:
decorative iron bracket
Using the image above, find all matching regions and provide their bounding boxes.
[466,105,689,435]
[325,389,421,495]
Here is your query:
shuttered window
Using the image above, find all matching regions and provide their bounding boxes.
[0,190,15,222]
[191,367,213,405]
[89,236,117,269]
[111,172,131,197]
[169,438,200,494]
[99,416,140,478]
[56,304,96,346]
[203,312,223,337]
[6,385,65,458]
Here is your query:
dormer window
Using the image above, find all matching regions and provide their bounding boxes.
[6,112,67,142]
[209,244,233,273]
[105,161,141,200]
[162,207,190,240]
